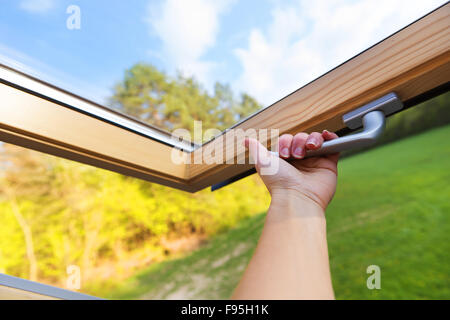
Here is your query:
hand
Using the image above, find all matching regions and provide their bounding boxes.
[244,130,339,210]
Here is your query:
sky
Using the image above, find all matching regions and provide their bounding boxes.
[0,0,446,116]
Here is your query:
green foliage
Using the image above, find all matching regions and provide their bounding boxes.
[381,92,450,143]
[111,63,261,140]
[106,125,450,300]
[0,144,269,285]
[0,62,267,287]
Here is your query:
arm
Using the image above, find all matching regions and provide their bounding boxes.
[232,131,339,300]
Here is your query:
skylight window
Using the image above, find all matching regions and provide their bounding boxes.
[0,2,448,192]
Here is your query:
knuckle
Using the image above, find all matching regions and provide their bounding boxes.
[294,132,308,140]
[279,134,293,141]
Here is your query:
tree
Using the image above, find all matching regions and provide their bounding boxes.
[0,144,56,281]
[111,63,262,138]
[0,62,270,288]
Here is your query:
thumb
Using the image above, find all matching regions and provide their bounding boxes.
[244,137,272,171]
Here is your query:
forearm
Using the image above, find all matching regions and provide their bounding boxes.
[232,191,334,300]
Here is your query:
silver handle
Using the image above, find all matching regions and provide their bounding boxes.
[305,110,385,157]
[271,92,402,158]
[270,111,384,157]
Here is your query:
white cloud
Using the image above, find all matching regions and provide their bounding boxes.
[234,0,446,105]
[147,0,235,86]
[20,0,55,14]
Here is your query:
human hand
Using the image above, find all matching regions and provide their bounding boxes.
[244,130,339,210]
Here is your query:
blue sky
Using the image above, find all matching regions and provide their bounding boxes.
[0,0,445,109]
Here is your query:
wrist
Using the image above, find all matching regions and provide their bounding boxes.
[270,188,324,211]
[268,189,326,224]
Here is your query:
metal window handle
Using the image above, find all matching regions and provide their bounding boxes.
[211,92,403,191]
[269,110,384,157]
[296,110,385,157]
[271,92,402,158]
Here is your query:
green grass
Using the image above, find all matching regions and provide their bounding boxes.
[106,125,450,300]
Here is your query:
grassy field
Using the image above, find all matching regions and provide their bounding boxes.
[104,125,450,300]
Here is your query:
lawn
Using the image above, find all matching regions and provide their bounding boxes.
[105,125,450,300]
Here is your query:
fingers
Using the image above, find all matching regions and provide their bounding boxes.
[305,132,324,150]
[322,130,340,163]
[278,134,293,158]
[291,132,308,159]
[246,130,338,163]
[322,130,338,141]
[278,130,338,159]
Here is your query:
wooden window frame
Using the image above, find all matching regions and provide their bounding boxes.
[1,3,449,193]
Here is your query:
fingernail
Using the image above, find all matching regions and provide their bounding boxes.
[293,147,304,158]
[306,139,318,148]
[280,147,290,157]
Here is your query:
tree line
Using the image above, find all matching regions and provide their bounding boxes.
[0,64,268,289]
